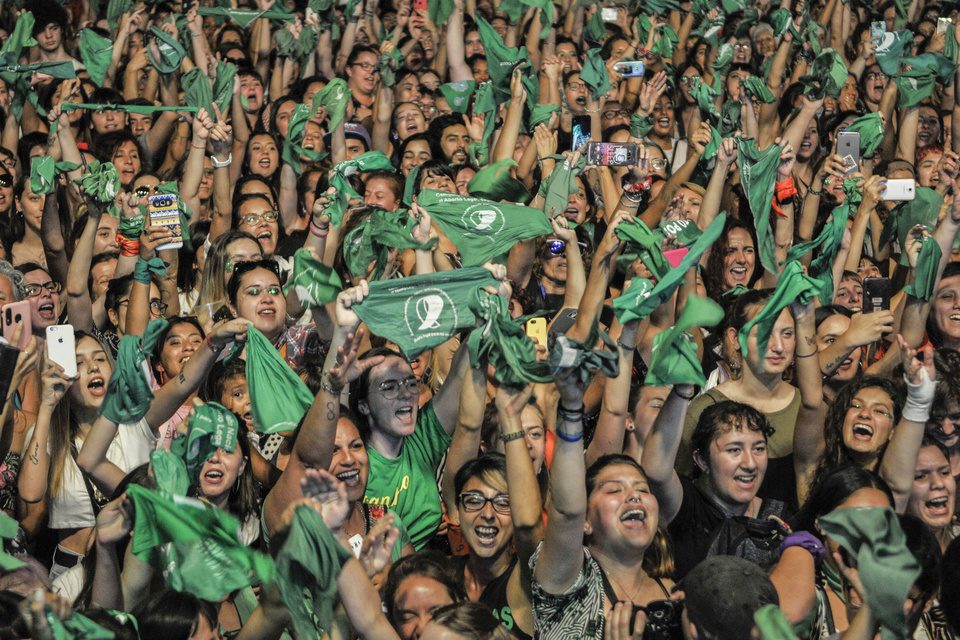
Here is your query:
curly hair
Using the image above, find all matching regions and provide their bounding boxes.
[703,218,761,301]
[690,401,775,475]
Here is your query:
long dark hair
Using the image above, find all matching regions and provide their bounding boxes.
[132,590,218,640]
[791,466,893,535]
[703,218,762,300]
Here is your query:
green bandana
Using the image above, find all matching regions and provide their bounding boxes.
[738,260,820,363]
[182,67,216,124]
[0,57,75,120]
[402,162,424,208]
[1,12,36,60]
[327,150,394,226]
[737,138,783,275]
[45,611,114,640]
[881,187,943,265]
[691,77,721,125]
[440,81,477,114]
[581,48,612,100]
[211,63,237,121]
[846,112,885,157]
[428,0,455,28]
[477,15,528,100]
[630,113,654,138]
[243,327,314,434]
[418,189,554,267]
[467,159,532,203]
[540,153,587,218]
[107,0,135,31]
[134,257,166,285]
[315,78,351,132]
[819,507,921,640]
[184,402,238,487]
[276,24,320,73]
[584,7,606,45]
[800,49,848,99]
[150,448,190,496]
[467,293,551,385]
[75,160,121,217]
[100,318,168,424]
[353,267,498,360]
[617,218,671,279]
[530,103,559,130]
[740,76,776,103]
[545,321,619,386]
[724,284,751,297]
[770,8,799,38]
[30,156,55,196]
[146,26,186,74]
[197,6,297,27]
[521,0,555,38]
[119,207,146,241]
[612,278,656,324]
[284,248,343,307]
[79,29,112,87]
[895,53,957,107]
[903,236,943,301]
[719,99,742,137]
[647,294,724,386]
[275,505,355,640]
[61,103,198,115]
[645,20,680,59]
[343,208,437,280]
[470,82,498,166]
[658,218,703,247]
[874,30,914,76]
[0,512,24,570]
[754,605,795,640]
[282,102,325,175]
[127,484,275,600]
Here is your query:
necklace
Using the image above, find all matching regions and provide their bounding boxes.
[606,568,646,605]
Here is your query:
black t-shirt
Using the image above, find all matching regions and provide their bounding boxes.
[667,476,790,580]
[455,556,532,640]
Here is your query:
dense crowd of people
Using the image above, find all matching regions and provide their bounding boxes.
[1,0,960,638]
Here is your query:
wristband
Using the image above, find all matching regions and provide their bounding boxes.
[807,185,823,196]
[778,531,825,564]
[557,403,585,424]
[117,234,141,257]
[903,366,936,422]
[134,256,166,284]
[321,371,343,395]
[499,430,525,443]
[620,190,644,204]
[210,153,232,168]
[672,386,695,400]
[310,221,329,237]
[775,176,797,202]
[556,429,584,442]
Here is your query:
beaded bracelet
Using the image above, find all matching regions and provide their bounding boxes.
[499,430,525,443]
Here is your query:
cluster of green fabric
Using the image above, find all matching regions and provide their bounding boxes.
[325,150,395,226]
[0,512,23,570]
[647,295,724,386]
[737,138,784,276]
[467,159,532,203]
[581,48,612,100]
[880,186,943,266]
[74,160,122,217]
[846,112,885,157]
[895,53,957,108]
[100,318,168,424]
[343,208,437,280]
[545,322,619,386]
[540,153,587,218]
[284,248,343,307]
[240,327,314,434]
[440,81,477,114]
[903,236,943,301]
[466,292,551,386]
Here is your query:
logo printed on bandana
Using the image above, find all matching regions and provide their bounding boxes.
[416,295,444,329]
[403,287,459,342]
[462,203,505,237]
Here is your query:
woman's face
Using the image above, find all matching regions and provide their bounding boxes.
[360,356,420,442]
[248,135,279,177]
[933,274,960,344]
[396,74,423,104]
[585,464,659,552]
[722,228,755,289]
[198,437,246,501]
[112,141,141,187]
[232,267,286,339]
[840,76,859,111]
[330,418,369,504]
[918,151,942,188]
[220,374,253,432]
[647,146,668,178]
[395,104,427,141]
[420,71,441,91]
[519,404,547,472]
[754,31,776,57]
[237,198,280,259]
[223,238,263,285]
[733,38,752,63]
[458,475,514,559]
[17,185,44,232]
[651,95,675,138]
[700,425,768,511]
[401,140,432,177]
[23,268,60,333]
[842,386,896,460]
[816,314,860,382]
[392,575,454,640]
[799,122,819,161]
[91,106,127,135]
[857,258,882,280]
[198,157,215,200]
[917,107,941,148]
[454,167,476,196]
[561,179,589,224]
[907,445,956,530]
[69,336,112,409]
[834,278,863,313]
[744,307,795,376]
[158,321,203,379]
[632,385,669,443]
[540,237,569,284]
[420,171,456,194]
[679,68,700,103]
[274,100,296,138]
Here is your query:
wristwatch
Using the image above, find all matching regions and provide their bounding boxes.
[211,153,232,168]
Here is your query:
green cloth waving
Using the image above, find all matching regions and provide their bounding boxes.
[314,78,352,132]
[343,208,436,281]
[282,102,325,174]
[418,189,554,267]
[874,30,914,76]
[126,484,275,601]
[846,112,885,157]
[466,292,551,386]
[612,278,656,325]
[30,156,56,196]
[150,449,190,496]
[284,248,343,307]
[244,327,314,433]
[740,76,776,103]
[647,295,724,386]
[737,138,783,276]
[546,322,619,386]
[581,48,612,100]
[819,507,920,640]
[181,67,216,123]
[738,260,820,364]
[184,402,239,487]
[691,77,721,124]
[895,53,957,107]
[0,511,24,570]
[616,219,671,280]
[540,153,587,218]
[45,611,114,640]
[440,81,476,114]
[477,15,528,100]
[428,0,455,29]
[275,505,355,640]
[467,159,532,203]
[79,29,113,87]
[903,236,943,301]
[353,267,498,360]
[100,318,168,424]
[325,150,395,227]
[75,160,121,217]
[800,49,848,99]
[146,26,186,74]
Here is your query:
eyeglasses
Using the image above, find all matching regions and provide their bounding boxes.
[567,82,587,91]
[377,377,420,399]
[651,158,667,170]
[240,212,278,226]
[0,174,12,188]
[351,61,379,72]
[603,109,630,119]
[150,299,168,315]
[24,281,61,297]
[459,492,511,513]
[134,185,156,198]
[733,43,751,51]
[865,72,888,81]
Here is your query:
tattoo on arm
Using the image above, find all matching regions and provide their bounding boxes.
[29,443,39,465]
[326,401,336,422]
[178,371,187,385]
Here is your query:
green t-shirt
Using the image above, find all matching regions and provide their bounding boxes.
[363,401,451,550]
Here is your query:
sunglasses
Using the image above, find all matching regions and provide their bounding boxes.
[0,174,12,188]
[545,239,588,256]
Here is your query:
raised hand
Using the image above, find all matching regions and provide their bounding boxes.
[300,468,351,532]
[638,71,668,115]
[335,280,369,333]
[328,328,384,390]
[96,494,134,546]
[358,512,401,578]
[139,224,177,261]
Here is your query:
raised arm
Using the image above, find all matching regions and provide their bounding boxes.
[586,318,639,467]
[446,0,473,82]
[791,298,827,504]
[439,360,485,522]
[639,385,692,525]
[18,358,74,504]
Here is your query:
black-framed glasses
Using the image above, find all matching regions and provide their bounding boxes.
[150,299,168,315]
[24,281,61,297]
[865,72,888,81]
[602,109,630,119]
[134,185,155,198]
[351,61,379,72]
[459,492,511,513]
[240,211,279,226]
[377,377,420,399]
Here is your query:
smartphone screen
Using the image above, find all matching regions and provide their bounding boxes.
[572,116,591,151]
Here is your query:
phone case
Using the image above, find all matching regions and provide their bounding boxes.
[587,142,639,167]
[148,194,183,251]
[837,132,860,175]
[525,317,548,347]
[863,278,891,313]
[1,300,32,350]
[0,343,19,407]
[880,179,916,201]
[871,21,885,38]
[46,325,77,377]
[572,117,591,151]
[614,61,645,77]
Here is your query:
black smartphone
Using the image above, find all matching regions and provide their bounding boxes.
[0,342,20,409]
[638,599,684,640]
[572,115,591,151]
[549,308,578,335]
[863,277,891,313]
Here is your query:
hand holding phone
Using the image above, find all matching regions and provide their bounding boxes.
[46,325,77,378]
[1,301,32,350]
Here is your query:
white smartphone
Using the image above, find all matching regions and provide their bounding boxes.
[938,17,952,35]
[46,325,77,377]
[601,7,618,21]
[880,178,916,201]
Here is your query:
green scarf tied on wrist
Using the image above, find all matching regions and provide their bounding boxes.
[440,81,477,114]
[546,321,619,386]
[903,236,943,301]
[275,505,356,640]
[147,26,187,74]
[468,159,532,204]
[74,160,121,217]
[45,611,114,640]
[737,138,784,276]
[183,402,239,488]
[150,448,190,496]
[819,507,921,640]
[326,150,395,227]
[0,511,24,570]
[79,28,113,87]
[630,114,654,138]
[739,76,776,103]
[418,189,554,267]
[646,294,723,386]
[754,605,795,640]
[354,267,498,360]
[581,48,612,100]
[242,327,314,434]
[846,112,885,157]
[134,257,166,285]
[100,318,168,424]
[118,209,146,241]
[343,208,437,281]
[127,484,275,601]
[540,153,587,218]
[874,30,914,76]
[284,248,343,307]
[466,292,551,386]
[738,260,820,364]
